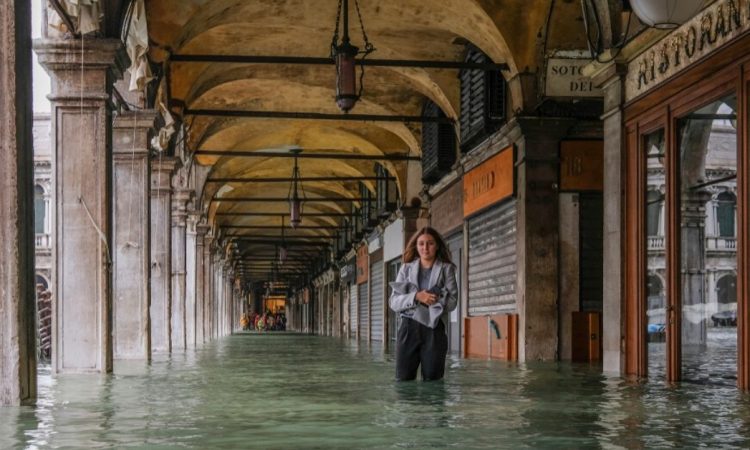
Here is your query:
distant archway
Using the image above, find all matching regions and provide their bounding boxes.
[35,273,49,291]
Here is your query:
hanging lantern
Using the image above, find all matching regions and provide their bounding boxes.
[334,40,359,112]
[290,195,301,228]
[279,215,288,264]
[288,149,304,228]
[330,0,375,112]
[629,0,704,30]
[279,245,288,264]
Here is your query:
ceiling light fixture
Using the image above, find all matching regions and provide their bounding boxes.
[629,0,704,30]
[279,215,288,264]
[288,149,306,228]
[330,0,375,112]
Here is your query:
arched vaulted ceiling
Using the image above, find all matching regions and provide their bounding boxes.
[145,0,589,284]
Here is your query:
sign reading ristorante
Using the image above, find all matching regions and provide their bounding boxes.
[626,0,750,101]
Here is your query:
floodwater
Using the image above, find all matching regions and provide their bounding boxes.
[2,333,750,449]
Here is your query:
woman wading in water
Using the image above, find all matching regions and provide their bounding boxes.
[389,227,458,381]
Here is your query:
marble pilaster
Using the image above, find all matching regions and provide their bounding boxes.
[149,157,176,352]
[592,62,627,374]
[112,110,155,360]
[185,212,199,348]
[196,225,210,344]
[35,38,127,373]
[170,188,191,351]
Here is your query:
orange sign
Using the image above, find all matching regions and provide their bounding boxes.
[560,140,603,191]
[463,146,514,218]
[356,245,369,284]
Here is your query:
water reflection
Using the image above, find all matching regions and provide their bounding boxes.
[0,333,749,448]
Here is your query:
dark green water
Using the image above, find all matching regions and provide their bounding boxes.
[2,333,750,449]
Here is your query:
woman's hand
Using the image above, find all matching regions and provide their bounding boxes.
[415,290,438,306]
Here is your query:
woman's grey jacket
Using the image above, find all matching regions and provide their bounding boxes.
[388,259,458,329]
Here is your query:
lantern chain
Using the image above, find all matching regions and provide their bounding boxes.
[354,0,375,55]
[331,0,343,58]
[354,0,374,100]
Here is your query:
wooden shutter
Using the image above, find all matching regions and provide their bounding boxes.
[459,47,506,153]
[421,100,457,183]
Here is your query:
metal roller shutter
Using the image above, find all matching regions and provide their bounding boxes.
[370,263,384,342]
[358,282,369,340]
[467,200,517,315]
[349,286,357,336]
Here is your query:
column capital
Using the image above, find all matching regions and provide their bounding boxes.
[33,38,128,101]
[171,189,193,226]
[113,110,157,158]
[186,211,202,234]
[150,157,177,195]
[682,190,712,226]
[197,223,211,238]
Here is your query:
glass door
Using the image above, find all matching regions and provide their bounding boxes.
[644,129,667,379]
[677,94,738,385]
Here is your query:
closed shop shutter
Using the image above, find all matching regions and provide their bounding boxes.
[445,232,463,353]
[349,286,357,336]
[579,193,603,312]
[370,262,384,342]
[467,200,517,315]
[358,282,369,340]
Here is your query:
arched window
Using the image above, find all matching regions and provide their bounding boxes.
[716,192,736,237]
[34,185,45,234]
[646,190,662,236]
[35,274,49,291]
[717,275,737,304]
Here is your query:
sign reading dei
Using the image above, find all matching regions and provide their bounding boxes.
[545,58,602,98]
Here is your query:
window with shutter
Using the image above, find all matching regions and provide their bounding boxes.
[421,100,457,184]
[374,163,397,217]
[459,46,506,153]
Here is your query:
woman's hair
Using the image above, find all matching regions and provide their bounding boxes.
[402,227,452,264]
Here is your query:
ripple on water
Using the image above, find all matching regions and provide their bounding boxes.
[1,333,749,449]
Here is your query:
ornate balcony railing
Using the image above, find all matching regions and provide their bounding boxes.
[706,236,737,251]
[647,236,737,252]
[648,236,665,250]
[35,233,51,249]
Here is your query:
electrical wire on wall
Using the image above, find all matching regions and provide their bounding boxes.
[581,0,633,63]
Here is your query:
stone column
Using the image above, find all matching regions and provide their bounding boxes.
[149,157,176,352]
[170,188,191,350]
[224,266,232,335]
[195,224,209,344]
[112,110,155,360]
[516,117,571,362]
[226,265,234,335]
[35,38,127,373]
[185,212,199,348]
[214,257,223,338]
[592,62,627,374]
[202,234,214,342]
[681,191,712,345]
[1,0,36,405]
